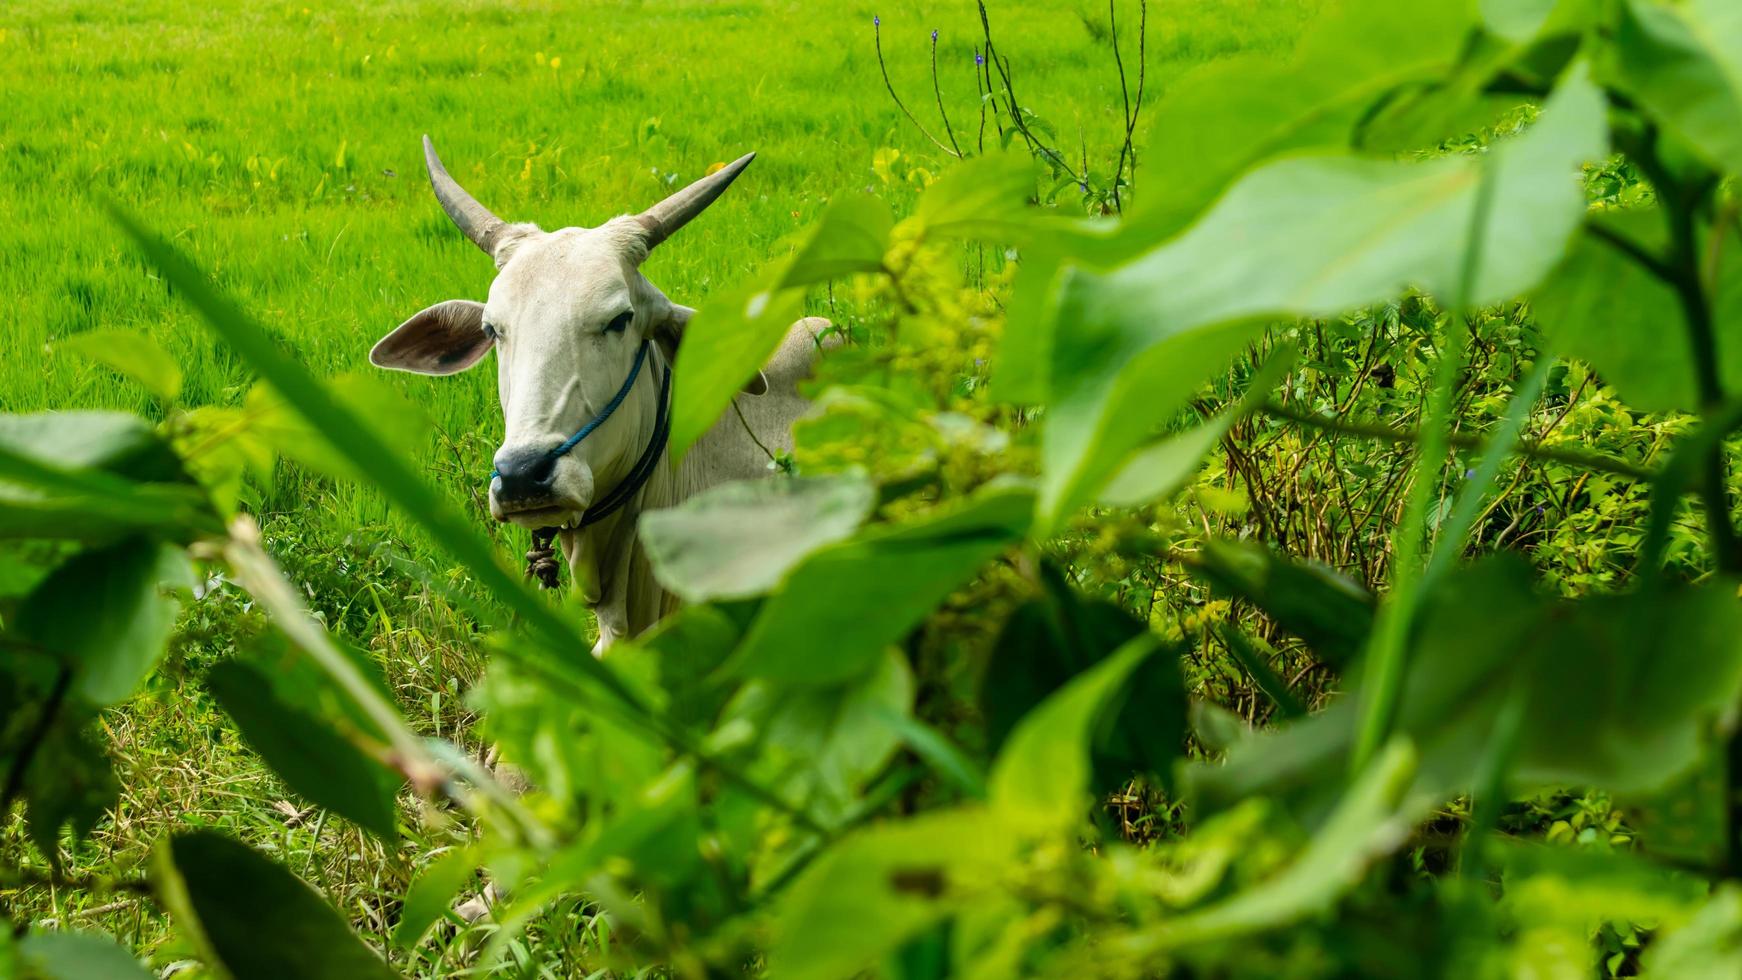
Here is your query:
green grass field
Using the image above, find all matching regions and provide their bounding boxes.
[0,0,1310,971]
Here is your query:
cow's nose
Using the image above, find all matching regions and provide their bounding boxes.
[491,446,558,503]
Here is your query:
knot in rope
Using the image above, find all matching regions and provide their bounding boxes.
[525,527,560,590]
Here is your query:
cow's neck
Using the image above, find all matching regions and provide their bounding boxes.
[555,343,705,653]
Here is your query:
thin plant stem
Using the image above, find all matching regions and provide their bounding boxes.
[874,18,961,159]
[930,30,963,157]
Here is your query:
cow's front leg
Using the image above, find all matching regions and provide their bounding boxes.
[590,599,628,657]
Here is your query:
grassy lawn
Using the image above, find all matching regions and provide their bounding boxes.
[0,0,1309,972]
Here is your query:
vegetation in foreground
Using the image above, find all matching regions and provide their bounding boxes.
[7,0,1742,977]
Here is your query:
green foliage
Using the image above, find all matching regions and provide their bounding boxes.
[8,1,1742,977]
[154,831,400,979]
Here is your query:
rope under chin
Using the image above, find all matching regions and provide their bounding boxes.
[513,344,673,590]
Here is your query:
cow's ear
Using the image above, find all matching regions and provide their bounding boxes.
[653,304,767,395]
[370,300,492,375]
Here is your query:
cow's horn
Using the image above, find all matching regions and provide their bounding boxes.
[636,152,756,249]
[423,135,512,257]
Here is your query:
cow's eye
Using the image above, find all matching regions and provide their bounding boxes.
[606,310,633,334]
[481,322,499,341]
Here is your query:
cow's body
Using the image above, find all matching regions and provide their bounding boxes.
[565,317,826,650]
[369,139,824,653]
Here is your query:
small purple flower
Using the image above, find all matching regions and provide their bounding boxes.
[1463,468,1476,479]
[932,29,939,43]
[1079,181,1089,193]
[874,15,880,27]
[975,52,984,66]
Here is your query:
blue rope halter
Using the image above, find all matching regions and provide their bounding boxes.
[491,338,672,536]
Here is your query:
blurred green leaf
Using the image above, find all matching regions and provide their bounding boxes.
[913,153,1039,242]
[723,649,913,822]
[982,563,1184,794]
[15,932,154,980]
[59,330,183,403]
[1537,211,1711,412]
[1481,0,1596,44]
[15,538,192,707]
[392,847,477,951]
[1042,65,1606,522]
[670,278,806,459]
[1100,347,1293,508]
[1621,747,1729,868]
[154,831,400,979]
[1646,884,1742,979]
[1496,840,1705,936]
[206,659,402,840]
[1189,558,1742,818]
[1613,0,1742,177]
[988,632,1157,831]
[1190,538,1375,669]
[778,192,894,289]
[725,481,1032,686]
[0,412,183,483]
[0,415,215,542]
[640,603,748,728]
[1124,0,1476,242]
[245,373,428,485]
[639,474,876,603]
[1120,742,1416,957]
[20,721,117,868]
[767,806,1012,980]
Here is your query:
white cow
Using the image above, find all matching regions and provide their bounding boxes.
[371,137,824,652]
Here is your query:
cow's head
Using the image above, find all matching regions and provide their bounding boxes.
[370,137,759,529]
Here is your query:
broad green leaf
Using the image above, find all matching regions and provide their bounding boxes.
[874,708,987,801]
[1116,741,1417,958]
[1041,65,1607,522]
[913,153,1039,242]
[722,649,913,822]
[670,277,805,459]
[0,411,183,482]
[639,474,876,602]
[1099,347,1294,508]
[725,481,1033,686]
[988,633,1157,832]
[1189,538,1375,668]
[1622,747,1728,868]
[1534,210,1742,413]
[1613,0,1742,177]
[982,563,1184,793]
[767,807,1013,980]
[246,373,428,486]
[1098,409,1237,509]
[990,245,1068,405]
[20,721,117,867]
[15,932,154,980]
[1188,558,1742,818]
[0,417,216,542]
[154,831,400,980]
[1496,841,1705,936]
[15,538,192,707]
[206,659,402,840]
[59,330,183,403]
[1646,885,1742,979]
[1124,0,1478,243]
[392,847,477,951]
[640,603,747,728]
[777,192,893,289]
[1481,0,1595,43]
